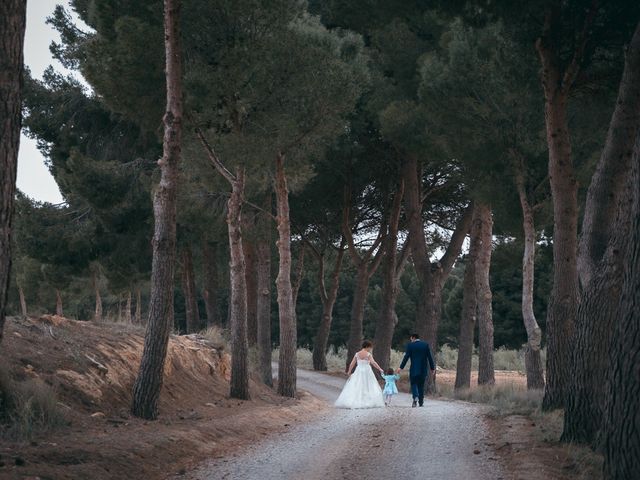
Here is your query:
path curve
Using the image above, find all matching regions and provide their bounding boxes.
[185,368,505,480]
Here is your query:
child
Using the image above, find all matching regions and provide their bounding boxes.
[381,368,400,406]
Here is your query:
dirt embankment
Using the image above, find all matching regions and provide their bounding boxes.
[0,316,325,480]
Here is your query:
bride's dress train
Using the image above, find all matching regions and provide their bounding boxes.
[334,354,385,409]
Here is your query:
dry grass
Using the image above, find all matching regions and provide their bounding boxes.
[200,325,230,351]
[278,345,539,374]
[0,365,66,440]
[437,344,547,372]
[451,383,544,416]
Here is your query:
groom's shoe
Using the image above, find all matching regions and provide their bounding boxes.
[412,398,417,408]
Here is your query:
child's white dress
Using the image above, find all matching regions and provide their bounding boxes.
[334,353,385,409]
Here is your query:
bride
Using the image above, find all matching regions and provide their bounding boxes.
[335,340,385,409]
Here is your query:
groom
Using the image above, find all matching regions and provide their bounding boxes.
[398,333,435,407]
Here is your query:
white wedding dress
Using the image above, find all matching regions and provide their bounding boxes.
[334,353,385,409]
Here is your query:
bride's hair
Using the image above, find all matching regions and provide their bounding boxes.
[362,340,372,349]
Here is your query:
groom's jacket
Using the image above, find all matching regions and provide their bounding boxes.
[400,340,435,378]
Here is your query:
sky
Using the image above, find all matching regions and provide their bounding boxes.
[18,0,82,204]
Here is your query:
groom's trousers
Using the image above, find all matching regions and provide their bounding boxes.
[410,374,427,406]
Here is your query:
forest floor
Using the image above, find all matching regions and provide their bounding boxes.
[0,316,601,480]
[0,317,326,480]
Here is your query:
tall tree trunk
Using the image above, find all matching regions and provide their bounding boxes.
[202,240,219,327]
[292,243,305,308]
[92,272,102,322]
[403,156,473,392]
[274,153,297,398]
[475,203,494,386]
[577,21,640,286]
[243,232,258,346]
[346,265,370,370]
[226,169,250,399]
[454,210,480,391]
[125,290,132,324]
[131,0,183,420]
[373,181,404,370]
[56,289,63,317]
[540,93,578,411]
[601,142,640,480]
[181,245,200,333]
[135,288,142,324]
[117,294,123,323]
[256,204,272,387]
[0,0,26,344]
[564,21,640,445]
[342,190,385,371]
[18,285,27,319]
[515,161,545,390]
[536,4,593,411]
[196,130,250,400]
[311,240,345,371]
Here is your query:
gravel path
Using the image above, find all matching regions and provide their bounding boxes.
[185,369,506,480]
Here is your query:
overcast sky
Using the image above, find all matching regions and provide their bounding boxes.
[18,0,81,204]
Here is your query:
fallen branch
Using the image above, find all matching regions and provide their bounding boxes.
[85,354,109,375]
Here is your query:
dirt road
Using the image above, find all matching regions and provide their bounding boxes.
[184,369,506,480]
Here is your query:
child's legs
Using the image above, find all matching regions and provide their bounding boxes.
[384,393,391,404]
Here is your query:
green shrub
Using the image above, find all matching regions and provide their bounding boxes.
[436,344,458,370]
[493,346,524,371]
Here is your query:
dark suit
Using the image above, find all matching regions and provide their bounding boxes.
[400,339,435,406]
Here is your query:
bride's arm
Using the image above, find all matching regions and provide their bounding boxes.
[346,356,357,375]
[369,356,384,374]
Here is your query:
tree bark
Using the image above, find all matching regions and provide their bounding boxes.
[0,0,26,345]
[454,210,480,391]
[541,91,578,410]
[243,230,258,346]
[92,272,102,322]
[403,155,473,392]
[475,203,495,386]
[256,204,272,387]
[515,161,545,390]
[292,243,305,308]
[536,3,593,411]
[601,140,640,480]
[372,181,404,370]
[202,240,219,327]
[181,245,200,333]
[18,285,27,319]
[564,21,640,445]
[131,0,183,420]
[135,288,142,324]
[311,239,346,371]
[274,153,297,398]
[56,289,63,317]
[226,169,250,399]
